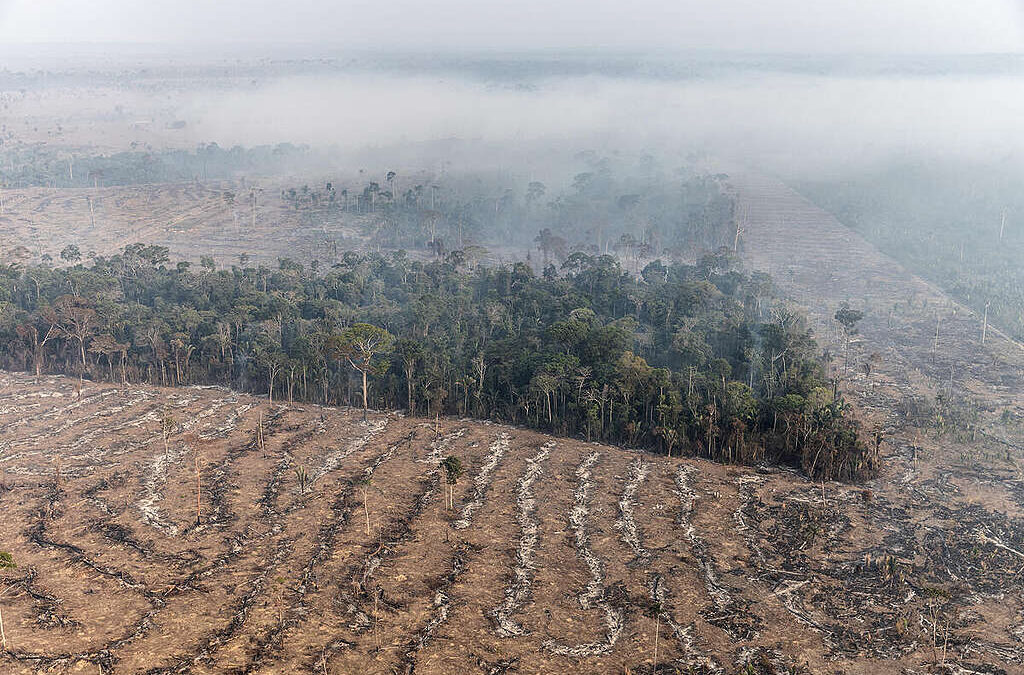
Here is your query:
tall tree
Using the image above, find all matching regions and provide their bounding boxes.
[835,304,865,375]
[331,323,394,421]
[48,295,98,387]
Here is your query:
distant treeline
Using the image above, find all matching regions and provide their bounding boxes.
[798,161,1024,341]
[1,145,736,257]
[0,142,312,187]
[0,244,875,481]
[279,154,737,255]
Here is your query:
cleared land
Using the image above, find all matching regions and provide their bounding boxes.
[732,172,1023,407]
[0,358,1021,675]
[0,176,1021,674]
[0,181,364,267]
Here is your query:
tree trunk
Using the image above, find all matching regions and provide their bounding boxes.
[78,339,86,387]
[195,454,202,525]
[406,367,414,415]
[361,368,369,422]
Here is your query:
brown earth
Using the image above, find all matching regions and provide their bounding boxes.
[0,176,1021,674]
[0,181,366,267]
[0,362,1020,675]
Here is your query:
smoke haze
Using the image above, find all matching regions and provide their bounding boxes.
[1,0,1023,52]
[2,3,1024,182]
[171,66,1024,177]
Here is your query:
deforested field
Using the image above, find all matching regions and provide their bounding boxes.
[0,371,1022,675]
[0,181,364,267]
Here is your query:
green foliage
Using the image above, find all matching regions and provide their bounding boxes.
[0,243,874,481]
[440,456,464,486]
[330,323,394,374]
[0,551,15,569]
[834,304,864,333]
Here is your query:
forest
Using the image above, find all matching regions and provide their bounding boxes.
[0,242,874,481]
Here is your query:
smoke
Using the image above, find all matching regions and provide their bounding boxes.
[174,68,1024,178]
[1,0,1023,52]
[6,49,1024,183]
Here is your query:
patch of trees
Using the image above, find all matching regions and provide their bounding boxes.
[0,243,875,481]
[315,156,737,261]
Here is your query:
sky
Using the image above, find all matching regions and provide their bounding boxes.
[0,0,1022,53]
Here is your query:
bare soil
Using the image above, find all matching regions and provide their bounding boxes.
[0,181,366,267]
[0,359,1019,675]
[0,176,1020,674]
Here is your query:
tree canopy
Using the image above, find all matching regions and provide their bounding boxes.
[0,243,875,481]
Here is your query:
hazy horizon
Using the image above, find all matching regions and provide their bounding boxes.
[2,0,1023,53]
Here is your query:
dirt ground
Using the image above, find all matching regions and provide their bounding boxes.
[0,180,371,268]
[0,354,1020,675]
[0,173,1021,673]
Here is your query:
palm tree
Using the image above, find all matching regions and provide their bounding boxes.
[834,304,864,374]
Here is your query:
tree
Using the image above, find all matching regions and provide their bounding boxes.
[50,295,98,388]
[159,409,176,460]
[835,303,864,375]
[60,244,82,265]
[89,334,129,384]
[358,476,373,536]
[330,324,394,421]
[439,456,464,512]
[655,425,680,457]
[393,338,423,415]
[534,228,566,268]
[16,319,59,377]
[254,337,286,403]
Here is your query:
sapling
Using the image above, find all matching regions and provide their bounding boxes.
[834,303,864,376]
[440,456,464,512]
[358,476,373,536]
[273,576,286,625]
[0,551,15,650]
[646,600,663,667]
[295,466,310,495]
[159,409,176,459]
